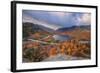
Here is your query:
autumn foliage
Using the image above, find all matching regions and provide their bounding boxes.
[23,23,91,62]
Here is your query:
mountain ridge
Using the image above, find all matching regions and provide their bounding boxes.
[57,25,91,32]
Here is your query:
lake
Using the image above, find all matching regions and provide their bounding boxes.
[53,34,71,41]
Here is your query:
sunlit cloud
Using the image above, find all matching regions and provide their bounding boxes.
[76,13,91,25]
[81,14,91,24]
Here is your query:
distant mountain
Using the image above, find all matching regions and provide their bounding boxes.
[57,25,91,32]
[23,22,43,32]
[23,22,40,38]
[23,22,57,35]
[78,25,90,30]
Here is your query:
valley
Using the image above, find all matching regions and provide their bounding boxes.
[22,22,91,62]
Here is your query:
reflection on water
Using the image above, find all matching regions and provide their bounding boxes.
[53,34,71,41]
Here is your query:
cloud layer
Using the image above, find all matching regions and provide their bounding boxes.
[23,10,91,28]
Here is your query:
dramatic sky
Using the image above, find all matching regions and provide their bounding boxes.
[23,10,91,30]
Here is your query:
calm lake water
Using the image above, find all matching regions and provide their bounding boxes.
[53,34,71,41]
